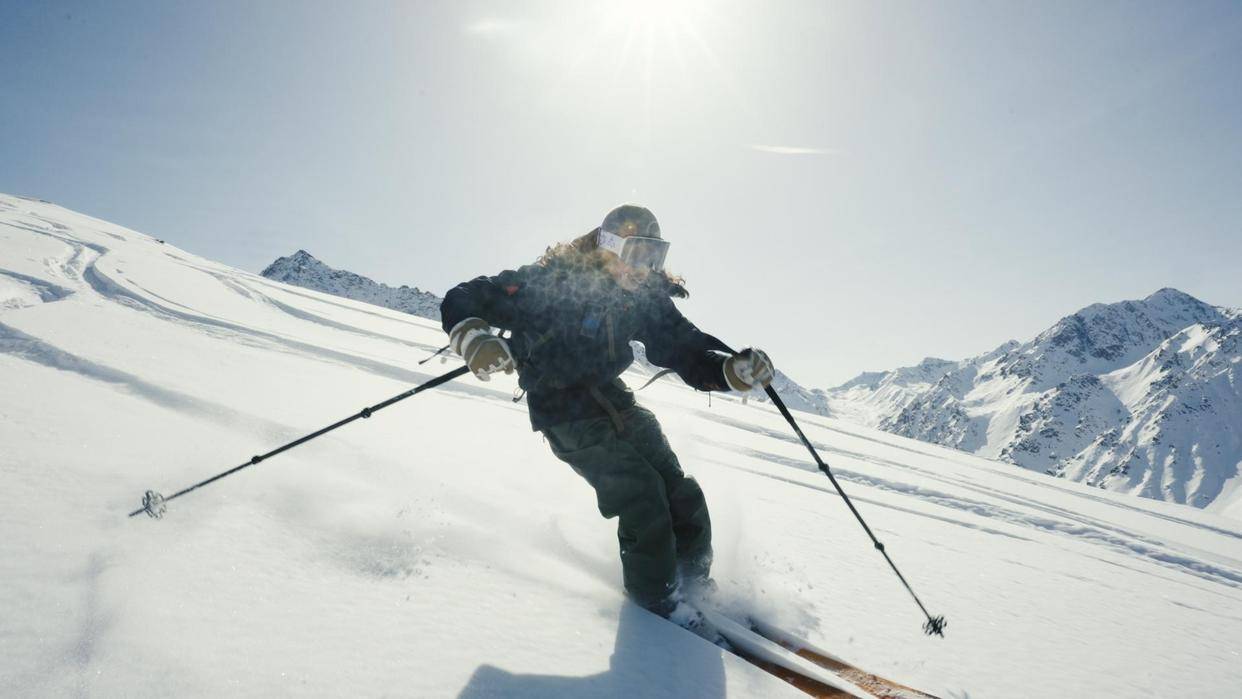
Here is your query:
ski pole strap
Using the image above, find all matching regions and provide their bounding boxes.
[761,383,946,637]
[419,344,452,365]
[636,368,676,391]
[128,365,470,518]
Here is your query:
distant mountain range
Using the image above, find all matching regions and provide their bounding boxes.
[261,250,443,321]
[821,288,1242,512]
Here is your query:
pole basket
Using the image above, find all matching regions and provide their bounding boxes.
[923,615,947,638]
[142,490,167,519]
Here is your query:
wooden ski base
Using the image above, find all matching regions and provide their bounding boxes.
[698,607,874,698]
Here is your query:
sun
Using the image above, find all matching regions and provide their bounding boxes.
[582,1,721,139]
[464,1,732,151]
[597,0,709,31]
[589,0,717,73]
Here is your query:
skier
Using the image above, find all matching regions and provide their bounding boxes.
[440,204,774,640]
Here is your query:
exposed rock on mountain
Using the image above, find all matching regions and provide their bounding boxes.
[261,250,443,321]
[824,289,1242,511]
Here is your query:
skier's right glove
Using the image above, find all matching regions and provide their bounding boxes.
[449,317,515,381]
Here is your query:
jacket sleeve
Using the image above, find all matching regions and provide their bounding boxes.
[440,266,535,333]
[639,294,733,392]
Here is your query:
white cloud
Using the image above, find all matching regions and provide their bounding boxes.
[747,144,838,156]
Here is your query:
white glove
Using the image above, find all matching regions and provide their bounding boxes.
[723,348,774,391]
[449,317,515,381]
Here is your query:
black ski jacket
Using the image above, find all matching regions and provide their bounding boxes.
[440,259,732,431]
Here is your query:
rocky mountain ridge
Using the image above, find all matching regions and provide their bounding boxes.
[823,288,1242,511]
[261,250,443,321]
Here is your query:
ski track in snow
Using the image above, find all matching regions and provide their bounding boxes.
[694,433,1242,591]
[700,456,1036,543]
[225,270,434,329]
[45,228,483,401]
[0,267,75,306]
[747,397,1242,542]
[0,320,297,439]
[715,453,1242,608]
[693,403,1242,552]
[253,291,439,352]
[130,268,448,360]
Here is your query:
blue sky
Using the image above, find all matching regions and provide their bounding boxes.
[4,0,1241,385]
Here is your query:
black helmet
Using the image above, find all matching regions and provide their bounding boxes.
[597,205,669,271]
[601,204,661,239]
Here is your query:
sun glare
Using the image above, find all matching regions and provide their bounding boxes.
[465,1,736,151]
[591,0,716,77]
[583,0,724,142]
[599,0,708,31]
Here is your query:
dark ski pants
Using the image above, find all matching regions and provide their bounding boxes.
[543,404,712,612]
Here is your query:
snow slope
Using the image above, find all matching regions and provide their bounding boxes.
[3,194,1242,697]
[823,291,1242,514]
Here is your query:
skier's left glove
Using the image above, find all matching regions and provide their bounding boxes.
[449,317,515,381]
[723,348,774,391]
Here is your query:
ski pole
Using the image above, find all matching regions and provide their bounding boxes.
[729,347,947,637]
[128,365,470,519]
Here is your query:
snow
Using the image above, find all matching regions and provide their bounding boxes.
[3,194,1242,697]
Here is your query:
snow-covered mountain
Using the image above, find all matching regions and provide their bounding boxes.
[262,251,832,417]
[4,194,1242,697]
[261,249,443,320]
[823,289,1242,513]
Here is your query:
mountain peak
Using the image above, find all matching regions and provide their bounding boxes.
[1028,288,1228,376]
[261,250,328,279]
[260,250,442,321]
[1142,287,1201,306]
[1071,287,1211,321]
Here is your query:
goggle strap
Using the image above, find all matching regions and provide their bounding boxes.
[597,229,627,256]
[596,229,670,271]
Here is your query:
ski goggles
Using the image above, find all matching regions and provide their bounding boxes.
[596,229,670,272]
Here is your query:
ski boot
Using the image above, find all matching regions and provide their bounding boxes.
[652,595,731,650]
[680,574,720,605]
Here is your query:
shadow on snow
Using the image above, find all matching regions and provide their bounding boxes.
[457,602,727,699]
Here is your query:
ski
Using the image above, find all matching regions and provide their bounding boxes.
[693,606,875,698]
[747,617,940,699]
